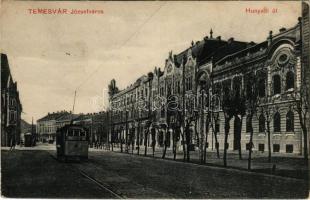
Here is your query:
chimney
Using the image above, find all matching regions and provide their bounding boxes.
[216,36,221,41]
[204,36,209,41]
[279,27,286,32]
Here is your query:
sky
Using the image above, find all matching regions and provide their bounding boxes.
[0,1,301,123]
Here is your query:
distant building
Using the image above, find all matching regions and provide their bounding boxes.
[36,111,76,142]
[73,112,108,146]
[1,54,22,147]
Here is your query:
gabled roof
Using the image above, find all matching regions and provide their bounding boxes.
[1,54,11,90]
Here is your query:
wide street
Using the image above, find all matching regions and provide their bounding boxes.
[1,145,309,198]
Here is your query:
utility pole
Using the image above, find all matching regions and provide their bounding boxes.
[72,90,77,114]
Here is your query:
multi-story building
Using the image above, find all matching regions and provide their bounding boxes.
[1,54,22,147]
[36,111,74,142]
[109,16,309,155]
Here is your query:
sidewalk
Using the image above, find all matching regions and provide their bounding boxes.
[103,146,309,180]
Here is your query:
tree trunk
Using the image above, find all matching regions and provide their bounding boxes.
[186,142,190,162]
[162,141,167,159]
[120,132,123,153]
[144,130,148,156]
[132,139,134,154]
[137,129,140,155]
[298,108,309,162]
[194,120,199,155]
[248,115,254,170]
[173,130,176,160]
[238,117,243,160]
[214,131,220,159]
[200,119,205,164]
[185,123,191,162]
[223,117,230,167]
[181,130,186,162]
[162,129,168,159]
[302,126,308,162]
[267,120,271,163]
[203,119,210,163]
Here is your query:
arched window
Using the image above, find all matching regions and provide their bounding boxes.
[259,114,265,133]
[258,78,266,97]
[274,112,281,132]
[286,111,294,132]
[273,75,281,95]
[286,71,295,90]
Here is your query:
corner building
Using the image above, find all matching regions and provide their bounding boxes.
[109,17,309,155]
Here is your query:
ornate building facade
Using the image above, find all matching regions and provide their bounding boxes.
[109,17,309,155]
[1,54,23,147]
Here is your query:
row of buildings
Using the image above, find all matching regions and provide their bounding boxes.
[36,111,108,145]
[36,3,309,156]
[1,54,23,147]
[107,8,310,155]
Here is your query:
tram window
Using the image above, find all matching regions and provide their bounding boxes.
[74,130,79,137]
[80,132,85,137]
[68,130,74,136]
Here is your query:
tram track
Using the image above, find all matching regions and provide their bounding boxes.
[48,152,123,199]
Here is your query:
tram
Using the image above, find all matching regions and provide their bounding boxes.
[56,124,89,161]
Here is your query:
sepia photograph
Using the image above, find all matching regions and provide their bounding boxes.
[1,0,309,198]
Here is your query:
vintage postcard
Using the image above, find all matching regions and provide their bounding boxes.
[1,0,309,198]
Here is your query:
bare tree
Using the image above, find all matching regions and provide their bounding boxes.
[144,120,152,156]
[212,113,220,158]
[108,79,119,151]
[289,85,309,162]
[259,99,277,163]
[244,72,259,170]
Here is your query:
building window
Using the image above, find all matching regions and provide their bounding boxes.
[286,110,294,132]
[273,75,281,95]
[286,71,294,90]
[273,144,280,152]
[246,116,251,133]
[259,114,265,133]
[259,144,265,152]
[9,111,16,121]
[273,112,281,133]
[286,144,293,153]
[258,78,266,97]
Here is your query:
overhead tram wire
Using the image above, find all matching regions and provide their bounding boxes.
[74,2,166,92]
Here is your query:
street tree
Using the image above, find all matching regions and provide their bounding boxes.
[221,79,235,167]
[244,72,259,170]
[289,84,309,162]
[259,99,277,163]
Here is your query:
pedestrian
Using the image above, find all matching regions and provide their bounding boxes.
[9,135,16,151]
